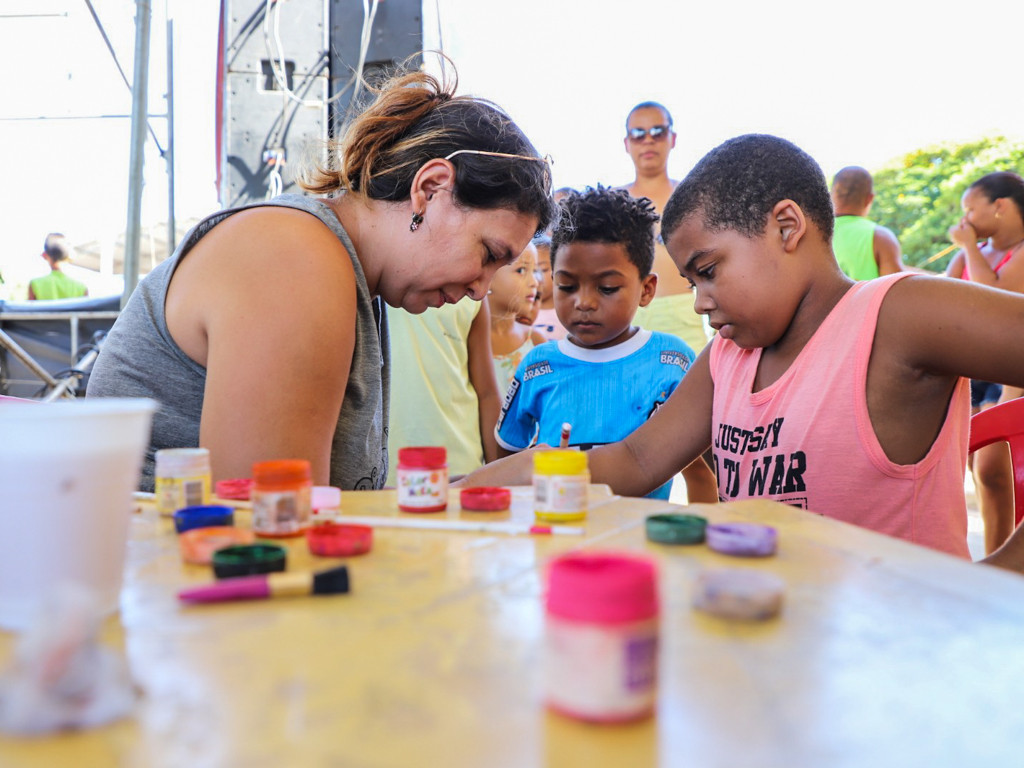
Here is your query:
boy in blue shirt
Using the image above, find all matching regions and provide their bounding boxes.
[495,186,718,501]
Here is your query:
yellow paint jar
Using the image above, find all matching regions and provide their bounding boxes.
[533,450,589,522]
[155,448,211,517]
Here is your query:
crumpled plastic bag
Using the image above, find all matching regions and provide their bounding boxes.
[0,585,137,735]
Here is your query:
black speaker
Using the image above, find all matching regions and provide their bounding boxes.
[218,0,423,208]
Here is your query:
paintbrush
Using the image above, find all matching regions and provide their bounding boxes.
[336,515,584,536]
[178,566,350,604]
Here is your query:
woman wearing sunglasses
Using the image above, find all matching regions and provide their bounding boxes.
[617,101,718,504]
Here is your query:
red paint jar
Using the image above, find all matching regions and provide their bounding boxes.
[251,459,312,537]
[545,552,659,723]
[396,446,448,513]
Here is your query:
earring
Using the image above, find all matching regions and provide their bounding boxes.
[410,211,424,232]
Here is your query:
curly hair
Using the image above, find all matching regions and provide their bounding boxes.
[550,185,660,277]
[300,66,555,234]
[662,134,834,244]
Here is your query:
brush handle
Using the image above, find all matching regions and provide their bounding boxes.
[178,575,272,603]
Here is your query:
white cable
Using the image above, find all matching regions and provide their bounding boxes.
[350,0,380,108]
[260,0,376,109]
[262,0,321,107]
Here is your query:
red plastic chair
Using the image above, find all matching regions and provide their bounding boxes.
[969,397,1024,527]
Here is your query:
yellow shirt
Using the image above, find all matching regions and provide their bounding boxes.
[386,301,485,483]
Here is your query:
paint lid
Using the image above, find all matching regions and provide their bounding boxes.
[546,551,658,624]
[460,486,512,511]
[173,505,235,533]
[692,568,785,621]
[179,526,256,565]
[307,522,373,557]
[252,459,312,490]
[215,477,253,500]
[645,513,708,545]
[398,446,447,469]
[534,449,587,475]
[212,544,287,579]
[155,447,210,475]
[706,522,778,557]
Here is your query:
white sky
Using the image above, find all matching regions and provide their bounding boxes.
[3,0,1023,295]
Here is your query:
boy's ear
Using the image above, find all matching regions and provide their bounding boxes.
[409,159,456,213]
[638,273,658,308]
[773,199,807,253]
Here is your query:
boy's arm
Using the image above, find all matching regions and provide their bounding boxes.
[867,276,1024,466]
[467,299,501,464]
[457,348,715,495]
[589,348,716,497]
[890,276,1024,386]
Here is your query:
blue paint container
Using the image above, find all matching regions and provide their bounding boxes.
[173,504,235,533]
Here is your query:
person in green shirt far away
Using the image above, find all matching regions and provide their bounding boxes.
[28,233,88,300]
[831,166,907,280]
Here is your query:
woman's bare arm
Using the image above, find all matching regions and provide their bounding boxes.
[166,207,358,485]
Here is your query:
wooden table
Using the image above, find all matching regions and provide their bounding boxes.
[1,487,1022,767]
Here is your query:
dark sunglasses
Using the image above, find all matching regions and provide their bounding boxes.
[627,124,671,141]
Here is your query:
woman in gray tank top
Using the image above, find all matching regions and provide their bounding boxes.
[87,65,556,492]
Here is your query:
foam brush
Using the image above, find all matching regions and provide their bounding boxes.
[178,566,350,604]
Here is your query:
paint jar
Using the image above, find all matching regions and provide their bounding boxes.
[396,446,448,513]
[544,552,659,723]
[155,448,211,517]
[533,449,589,522]
[251,459,312,537]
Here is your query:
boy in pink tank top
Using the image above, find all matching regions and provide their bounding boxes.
[461,134,1024,571]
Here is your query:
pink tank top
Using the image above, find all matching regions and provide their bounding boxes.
[709,273,970,558]
[959,246,1014,280]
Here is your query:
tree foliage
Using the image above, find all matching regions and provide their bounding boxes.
[869,136,1024,272]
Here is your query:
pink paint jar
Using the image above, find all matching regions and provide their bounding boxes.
[544,552,659,722]
[396,446,448,513]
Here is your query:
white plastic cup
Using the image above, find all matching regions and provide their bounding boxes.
[0,398,156,631]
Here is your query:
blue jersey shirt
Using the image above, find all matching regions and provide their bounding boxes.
[495,328,696,499]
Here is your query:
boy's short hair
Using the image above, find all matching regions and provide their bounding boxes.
[831,166,873,208]
[43,233,70,262]
[550,185,659,278]
[662,134,834,244]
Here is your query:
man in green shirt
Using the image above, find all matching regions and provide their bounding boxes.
[28,233,88,300]
[831,166,906,280]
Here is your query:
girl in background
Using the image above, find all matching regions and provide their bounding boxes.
[947,172,1024,553]
[490,242,546,394]
[531,234,568,340]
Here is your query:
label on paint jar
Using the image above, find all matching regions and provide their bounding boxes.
[252,487,312,537]
[545,616,658,722]
[533,474,588,521]
[156,475,210,516]
[397,467,448,512]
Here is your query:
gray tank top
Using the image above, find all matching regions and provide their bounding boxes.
[87,194,391,492]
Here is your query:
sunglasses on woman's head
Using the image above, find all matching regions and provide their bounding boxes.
[627,125,671,142]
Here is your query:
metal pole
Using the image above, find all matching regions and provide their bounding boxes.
[166,18,176,256]
[0,329,61,391]
[122,0,152,309]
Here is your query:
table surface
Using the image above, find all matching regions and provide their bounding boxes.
[1,487,1023,767]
